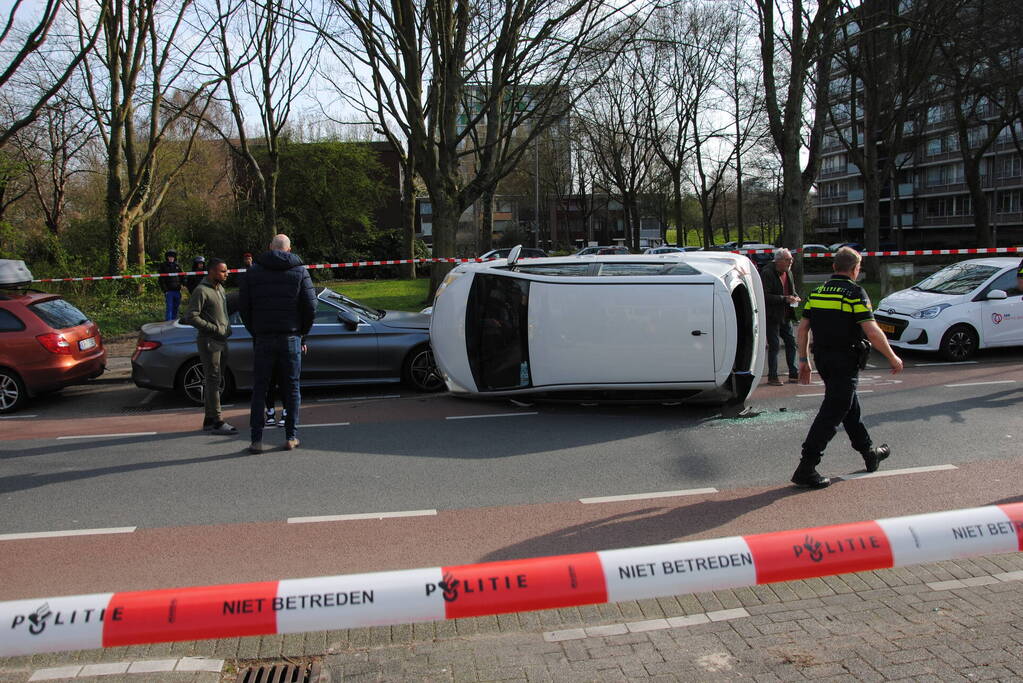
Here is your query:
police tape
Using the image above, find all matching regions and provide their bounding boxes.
[25,246,1023,283]
[2,502,1021,656]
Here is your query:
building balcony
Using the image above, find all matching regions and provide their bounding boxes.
[847,188,864,201]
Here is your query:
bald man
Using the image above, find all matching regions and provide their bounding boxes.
[238,234,316,454]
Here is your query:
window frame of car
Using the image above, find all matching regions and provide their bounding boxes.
[975,266,1021,300]
[501,260,701,277]
[27,297,90,329]
[0,308,26,332]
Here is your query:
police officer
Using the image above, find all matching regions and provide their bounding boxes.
[793,247,904,489]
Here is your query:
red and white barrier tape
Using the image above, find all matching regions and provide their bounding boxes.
[25,247,1023,283]
[2,502,1020,656]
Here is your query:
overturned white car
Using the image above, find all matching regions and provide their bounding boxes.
[429,248,766,405]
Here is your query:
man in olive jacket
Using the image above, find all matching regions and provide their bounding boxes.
[180,258,237,435]
[239,234,316,454]
[760,248,802,385]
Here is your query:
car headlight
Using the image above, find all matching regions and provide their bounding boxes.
[911,303,951,319]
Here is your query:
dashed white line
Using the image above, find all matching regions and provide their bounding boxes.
[796,390,874,398]
[56,432,157,440]
[840,464,958,480]
[302,422,351,428]
[316,395,400,402]
[0,526,136,542]
[580,488,718,504]
[446,411,538,420]
[913,361,979,367]
[288,509,437,523]
[944,380,1017,388]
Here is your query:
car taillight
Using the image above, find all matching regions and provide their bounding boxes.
[36,333,73,355]
[132,339,161,362]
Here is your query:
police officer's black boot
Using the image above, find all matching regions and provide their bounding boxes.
[791,454,830,489]
[860,443,890,473]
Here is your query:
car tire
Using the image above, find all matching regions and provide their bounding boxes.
[177,358,234,405]
[0,367,27,414]
[939,324,978,362]
[403,345,444,392]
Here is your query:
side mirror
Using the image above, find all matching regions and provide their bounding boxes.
[337,309,361,330]
[507,244,522,266]
[986,289,1008,300]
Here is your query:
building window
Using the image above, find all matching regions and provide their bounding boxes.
[927,105,947,124]
[926,138,942,156]
[996,190,1021,214]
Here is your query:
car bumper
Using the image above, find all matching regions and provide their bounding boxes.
[874,314,938,351]
[22,351,107,396]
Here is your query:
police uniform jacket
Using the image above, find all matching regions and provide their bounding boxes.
[802,274,874,353]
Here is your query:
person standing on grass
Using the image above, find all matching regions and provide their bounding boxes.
[239,234,315,454]
[179,258,238,435]
[158,250,183,321]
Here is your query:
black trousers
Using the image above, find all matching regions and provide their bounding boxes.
[800,350,872,467]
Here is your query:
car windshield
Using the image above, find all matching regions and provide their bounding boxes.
[320,288,383,320]
[913,263,1000,295]
[29,298,89,329]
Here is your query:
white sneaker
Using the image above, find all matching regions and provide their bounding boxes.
[211,421,238,435]
[277,410,288,427]
[265,410,277,427]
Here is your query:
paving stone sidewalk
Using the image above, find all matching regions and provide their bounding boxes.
[3,552,1023,682]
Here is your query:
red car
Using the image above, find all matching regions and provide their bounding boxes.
[0,288,107,414]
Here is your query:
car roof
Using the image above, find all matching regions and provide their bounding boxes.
[0,290,61,305]
[948,257,1020,268]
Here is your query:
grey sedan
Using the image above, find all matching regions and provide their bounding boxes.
[131,287,443,404]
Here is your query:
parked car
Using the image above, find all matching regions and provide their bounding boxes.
[643,246,702,254]
[875,257,1023,362]
[575,245,631,256]
[132,287,443,404]
[0,260,107,414]
[479,247,547,260]
[829,242,865,252]
[429,250,766,405]
[800,243,832,255]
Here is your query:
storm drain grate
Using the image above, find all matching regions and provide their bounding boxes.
[236,661,321,683]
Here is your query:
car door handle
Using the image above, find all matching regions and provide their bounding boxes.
[692,330,707,336]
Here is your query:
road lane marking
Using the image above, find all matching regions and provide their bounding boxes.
[0,414,37,419]
[0,526,136,541]
[302,422,351,428]
[580,488,718,504]
[913,361,979,366]
[139,391,157,406]
[839,464,957,480]
[316,395,400,402]
[57,432,157,440]
[288,509,437,523]
[944,380,1017,388]
[796,390,874,397]
[446,412,538,420]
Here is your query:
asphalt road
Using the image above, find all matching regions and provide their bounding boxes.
[1,347,1021,600]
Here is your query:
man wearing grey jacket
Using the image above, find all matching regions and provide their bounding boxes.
[180,257,238,435]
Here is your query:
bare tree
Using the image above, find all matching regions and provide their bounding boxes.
[319,0,639,296]
[0,0,107,148]
[206,0,322,243]
[752,0,840,264]
[8,90,98,235]
[77,0,221,273]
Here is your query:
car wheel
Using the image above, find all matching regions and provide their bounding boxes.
[939,324,978,362]
[0,368,26,414]
[403,345,445,392]
[177,359,234,405]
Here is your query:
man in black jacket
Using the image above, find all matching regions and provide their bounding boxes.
[760,248,801,385]
[239,234,316,454]
[158,250,183,320]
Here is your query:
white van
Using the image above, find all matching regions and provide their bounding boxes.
[429,249,766,405]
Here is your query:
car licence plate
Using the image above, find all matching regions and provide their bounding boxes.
[79,337,96,351]
[878,322,895,334]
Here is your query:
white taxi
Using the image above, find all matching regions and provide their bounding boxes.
[429,247,766,405]
[875,257,1023,361]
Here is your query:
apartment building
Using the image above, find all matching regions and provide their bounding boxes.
[814,0,1023,248]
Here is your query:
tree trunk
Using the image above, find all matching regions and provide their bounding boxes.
[427,192,459,302]
[672,176,685,247]
[965,164,992,247]
[401,160,417,280]
[480,188,494,253]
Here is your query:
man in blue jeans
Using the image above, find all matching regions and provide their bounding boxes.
[238,234,316,454]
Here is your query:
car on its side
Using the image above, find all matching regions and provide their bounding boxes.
[429,249,766,405]
[575,245,631,256]
[875,257,1023,362]
[132,287,443,404]
[0,260,107,413]
[479,247,548,260]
